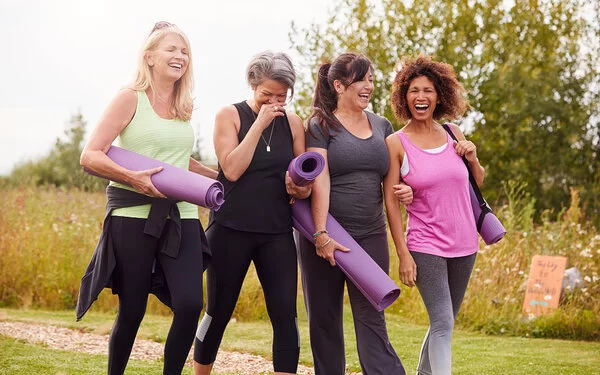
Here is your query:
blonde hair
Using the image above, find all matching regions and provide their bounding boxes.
[131,24,194,121]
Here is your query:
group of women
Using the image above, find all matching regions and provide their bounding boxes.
[78,21,485,375]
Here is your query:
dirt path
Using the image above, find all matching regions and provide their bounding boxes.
[0,321,318,374]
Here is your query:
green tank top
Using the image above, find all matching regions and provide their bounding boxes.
[110,90,199,219]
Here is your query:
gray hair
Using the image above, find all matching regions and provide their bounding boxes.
[246,51,296,98]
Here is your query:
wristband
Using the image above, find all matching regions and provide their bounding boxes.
[313,230,329,239]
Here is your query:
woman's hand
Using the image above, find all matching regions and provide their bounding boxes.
[254,102,286,130]
[454,139,478,164]
[315,233,349,266]
[128,167,166,198]
[393,182,413,205]
[398,252,417,287]
[285,172,313,200]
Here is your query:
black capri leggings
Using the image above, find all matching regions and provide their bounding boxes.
[194,222,299,373]
[109,217,205,375]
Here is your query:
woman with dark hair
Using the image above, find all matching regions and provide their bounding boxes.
[384,54,483,375]
[193,50,311,375]
[296,52,410,375]
[78,22,217,375]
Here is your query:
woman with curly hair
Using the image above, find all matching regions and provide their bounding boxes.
[383,55,485,375]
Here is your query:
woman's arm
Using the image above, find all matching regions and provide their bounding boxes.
[188,158,218,179]
[308,146,349,266]
[80,88,165,197]
[214,102,283,182]
[383,135,416,287]
[450,123,485,186]
[285,112,313,199]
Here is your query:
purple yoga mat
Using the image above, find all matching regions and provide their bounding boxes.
[292,199,401,311]
[469,185,506,245]
[287,151,326,186]
[85,146,224,211]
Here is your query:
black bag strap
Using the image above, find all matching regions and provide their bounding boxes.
[442,123,491,230]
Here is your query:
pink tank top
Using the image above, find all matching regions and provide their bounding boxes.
[396,131,478,257]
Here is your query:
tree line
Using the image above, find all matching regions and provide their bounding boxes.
[289,0,599,225]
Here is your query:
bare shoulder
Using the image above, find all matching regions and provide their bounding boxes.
[448,123,467,140]
[286,111,304,130]
[215,104,240,126]
[385,132,403,153]
[113,88,137,106]
[216,104,238,118]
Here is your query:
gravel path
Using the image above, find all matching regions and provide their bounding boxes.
[0,321,319,374]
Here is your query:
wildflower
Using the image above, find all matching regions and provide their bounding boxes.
[584,276,591,283]
[52,223,59,232]
[523,232,528,237]
[580,248,593,258]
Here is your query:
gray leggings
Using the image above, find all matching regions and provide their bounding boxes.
[410,251,476,375]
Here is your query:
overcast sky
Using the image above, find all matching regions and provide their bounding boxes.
[0,0,334,175]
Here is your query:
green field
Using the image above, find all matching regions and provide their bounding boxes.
[1,307,599,375]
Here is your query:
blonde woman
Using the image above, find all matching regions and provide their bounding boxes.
[77,22,216,375]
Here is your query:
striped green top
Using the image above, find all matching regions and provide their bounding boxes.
[110,90,198,219]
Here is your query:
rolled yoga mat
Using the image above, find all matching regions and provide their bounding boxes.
[287,151,326,186]
[287,153,400,311]
[292,199,401,311]
[469,185,506,245]
[85,146,224,211]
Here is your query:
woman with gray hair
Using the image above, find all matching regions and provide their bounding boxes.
[193,51,311,375]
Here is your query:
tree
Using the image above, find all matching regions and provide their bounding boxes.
[290,0,600,218]
[9,111,106,191]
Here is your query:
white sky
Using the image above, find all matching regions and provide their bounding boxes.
[0,0,335,175]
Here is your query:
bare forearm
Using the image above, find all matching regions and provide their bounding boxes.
[189,158,218,179]
[219,126,263,181]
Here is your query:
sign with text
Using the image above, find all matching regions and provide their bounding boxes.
[522,255,567,317]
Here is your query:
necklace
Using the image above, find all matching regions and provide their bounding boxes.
[250,103,275,152]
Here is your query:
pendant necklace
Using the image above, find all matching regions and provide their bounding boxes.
[250,103,275,152]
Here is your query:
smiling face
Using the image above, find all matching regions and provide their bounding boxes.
[252,79,289,110]
[406,75,438,121]
[337,69,374,111]
[146,33,189,82]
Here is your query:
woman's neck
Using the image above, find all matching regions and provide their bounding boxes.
[148,79,175,103]
[334,106,364,124]
[406,118,438,133]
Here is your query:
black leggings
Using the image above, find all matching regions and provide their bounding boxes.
[108,217,205,375]
[194,223,299,373]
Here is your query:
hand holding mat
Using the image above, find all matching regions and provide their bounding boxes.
[292,199,400,311]
[287,152,400,311]
[85,146,224,211]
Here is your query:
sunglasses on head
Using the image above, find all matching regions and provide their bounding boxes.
[150,21,175,35]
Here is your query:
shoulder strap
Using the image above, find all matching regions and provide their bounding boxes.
[442,124,491,230]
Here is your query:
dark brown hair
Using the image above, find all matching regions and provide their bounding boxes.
[391,54,468,122]
[308,52,373,136]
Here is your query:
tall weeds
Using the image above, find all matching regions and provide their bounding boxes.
[0,184,598,340]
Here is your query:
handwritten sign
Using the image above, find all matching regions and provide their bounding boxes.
[522,255,567,317]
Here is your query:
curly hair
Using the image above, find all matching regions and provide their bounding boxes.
[391,54,468,122]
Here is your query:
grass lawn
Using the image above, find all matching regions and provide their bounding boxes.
[1,307,599,374]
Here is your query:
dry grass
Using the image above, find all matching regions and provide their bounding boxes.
[0,184,598,339]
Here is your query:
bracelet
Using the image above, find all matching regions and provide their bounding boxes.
[313,230,328,239]
[316,238,332,249]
